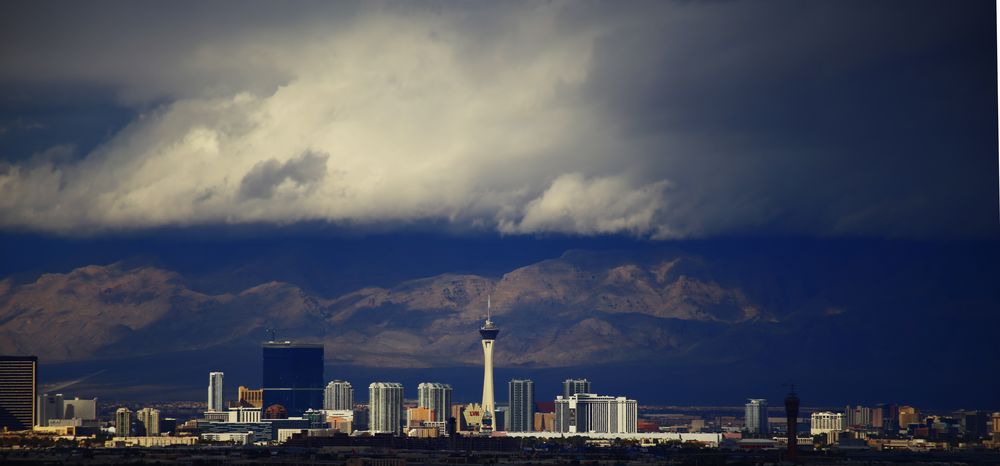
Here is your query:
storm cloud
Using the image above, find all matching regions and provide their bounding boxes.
[0,1,995,237]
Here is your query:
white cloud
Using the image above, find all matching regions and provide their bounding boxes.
[0,4,672,236]
[499,174,671,237]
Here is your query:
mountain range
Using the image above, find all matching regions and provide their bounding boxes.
[0,250,777,368]
[2,242,998,406]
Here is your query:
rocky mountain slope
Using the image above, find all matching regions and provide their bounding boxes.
[0,250,773,368]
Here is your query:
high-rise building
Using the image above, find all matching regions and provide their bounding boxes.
[955,410,990,440]
[208,372,224,412]
[325,380,354,410]
[554,393,637,434]
[810,411,845,437]
[0,355,37,431]
[479,296,499,432]
[417,382,452,423]
[784,388,799,461]
[36,393,64,427]
[899,405,920,428]
[137,408,161,436]
[262,341,324,417]
[745,399,769,434]
[878,403,899,433]
[115,407,132,437]
[63,397,97,421]
[534,412,555,432]
[845,405,874,429]
[991,412,1000,437]
[369,382,404,435]
[563,378,592,398]
[508,379,534,432]
[406,406,434,427]
[237,386,263,408]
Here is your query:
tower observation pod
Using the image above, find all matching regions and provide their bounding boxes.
[479,296,499,433]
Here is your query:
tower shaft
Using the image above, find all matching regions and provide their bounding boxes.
[481,338,495,428]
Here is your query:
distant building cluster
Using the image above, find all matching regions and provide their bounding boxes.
[3,303,1000,454]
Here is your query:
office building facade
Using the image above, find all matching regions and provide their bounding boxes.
[262,341,324,417]
[745,399,769,434]
[208,372,224,412]
[369,382,404,435]
[324,380,354,410]
[417,382,452,423]
[554,393,637,434]
[0,356,37,431]
[508,379,534,432]
[563,378,592,398]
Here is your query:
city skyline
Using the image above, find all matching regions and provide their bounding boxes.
[0,0,997,459]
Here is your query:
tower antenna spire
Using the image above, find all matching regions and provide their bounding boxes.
[487,295,491,322]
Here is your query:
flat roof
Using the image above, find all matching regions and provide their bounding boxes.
[261,341,324,348]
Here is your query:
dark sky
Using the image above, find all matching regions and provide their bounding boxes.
[0,1,999,407]
[0,0,996,240]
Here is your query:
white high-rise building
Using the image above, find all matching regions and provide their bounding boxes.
[508,379,534,432]
[36,393,64,427]
[563,379,592,398]
[63,397,97,421]
[554,393,637,434]
[745,399,769,434]
[207,372,224,412]
[811,411,845,437]
[417,382,452,423]
[324,380,354,410]
[479,296,499,432]
[136,407,160,436]
[369,382,404,435]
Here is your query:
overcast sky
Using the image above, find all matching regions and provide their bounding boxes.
[0,0,996,239]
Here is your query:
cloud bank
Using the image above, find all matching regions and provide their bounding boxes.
[0,1,995,238]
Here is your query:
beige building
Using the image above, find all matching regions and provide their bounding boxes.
[407,407,434,427]
[898,406,920,427]
[406,425,440,438]
[534,412,555,432]
[106,436,197,447]
[136,408,160,436]
[115,408,132,437]
[238,386,263,408]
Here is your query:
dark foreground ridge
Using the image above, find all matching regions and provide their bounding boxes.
[4,438,1000,466]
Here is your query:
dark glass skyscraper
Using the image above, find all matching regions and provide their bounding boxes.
[262,341,323,417]
[0,356,37,431]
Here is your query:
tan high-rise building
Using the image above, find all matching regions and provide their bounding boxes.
[115,408,132,437]
[238,386,263,408]
[534,412,555,432]
[451,404,468,431]
[407,407,434,427]
[136,408,160,436]
[991,412,1000,436]
[899,406,920,427]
